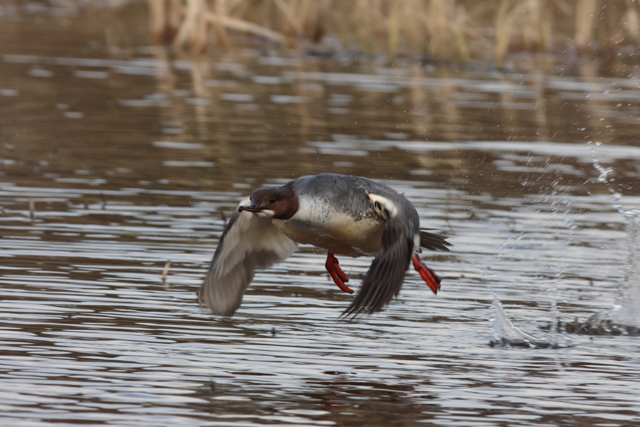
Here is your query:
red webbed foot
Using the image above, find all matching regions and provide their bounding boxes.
[325,252,354,294]
[412,254,441,294]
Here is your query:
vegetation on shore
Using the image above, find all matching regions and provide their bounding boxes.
[149,0,639,65]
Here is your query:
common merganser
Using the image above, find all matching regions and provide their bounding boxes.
[198,173,450,317]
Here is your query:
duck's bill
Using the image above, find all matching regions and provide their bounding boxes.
[238,203,263,213]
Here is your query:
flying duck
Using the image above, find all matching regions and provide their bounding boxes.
[198,173,450,317]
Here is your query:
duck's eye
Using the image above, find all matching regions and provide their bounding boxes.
[269,196,276,204]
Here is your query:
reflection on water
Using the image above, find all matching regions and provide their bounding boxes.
[2,9,640,427]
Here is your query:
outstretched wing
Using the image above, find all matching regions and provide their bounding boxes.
[341,190,451,318]
[198,198,298,316]
[341,213,415,318]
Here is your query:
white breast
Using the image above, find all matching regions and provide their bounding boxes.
[272,195,385,256]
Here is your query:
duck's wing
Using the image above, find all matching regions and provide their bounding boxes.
[198,198,298,316]
[341,207,415,318]
[419,229,451,252]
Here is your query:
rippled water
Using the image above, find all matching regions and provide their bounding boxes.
[2,9,640,426]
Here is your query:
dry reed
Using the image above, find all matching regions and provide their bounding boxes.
[162,260,171,283]
[575,0,600,52]
[149,0,640,63]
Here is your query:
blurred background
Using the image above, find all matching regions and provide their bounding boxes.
[2,1,640,426]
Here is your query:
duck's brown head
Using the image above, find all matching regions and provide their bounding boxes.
[239,182,299,220]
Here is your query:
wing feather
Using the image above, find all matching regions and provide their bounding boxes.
[198,198,298,316]
[341,214,413,318]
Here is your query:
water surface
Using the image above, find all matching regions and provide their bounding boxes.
[1,9,640,426]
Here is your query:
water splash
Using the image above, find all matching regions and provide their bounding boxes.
[548,188,578,346]
[581,141,640,332]
[488,178,577,348]
[490,296,572,348]
[490,297,538,345]
[609,208,640,328]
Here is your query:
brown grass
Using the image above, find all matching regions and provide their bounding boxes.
[149,0,640,63]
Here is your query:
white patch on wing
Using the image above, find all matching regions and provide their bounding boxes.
[367,193,398,220]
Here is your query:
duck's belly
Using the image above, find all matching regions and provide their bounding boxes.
[273,215,384,257]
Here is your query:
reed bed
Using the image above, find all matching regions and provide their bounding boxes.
[149,0,640,64]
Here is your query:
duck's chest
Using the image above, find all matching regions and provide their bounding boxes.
[272,197,384,256]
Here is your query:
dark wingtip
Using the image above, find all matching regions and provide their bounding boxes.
[339,303,376,320]
[339,297,376,319]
